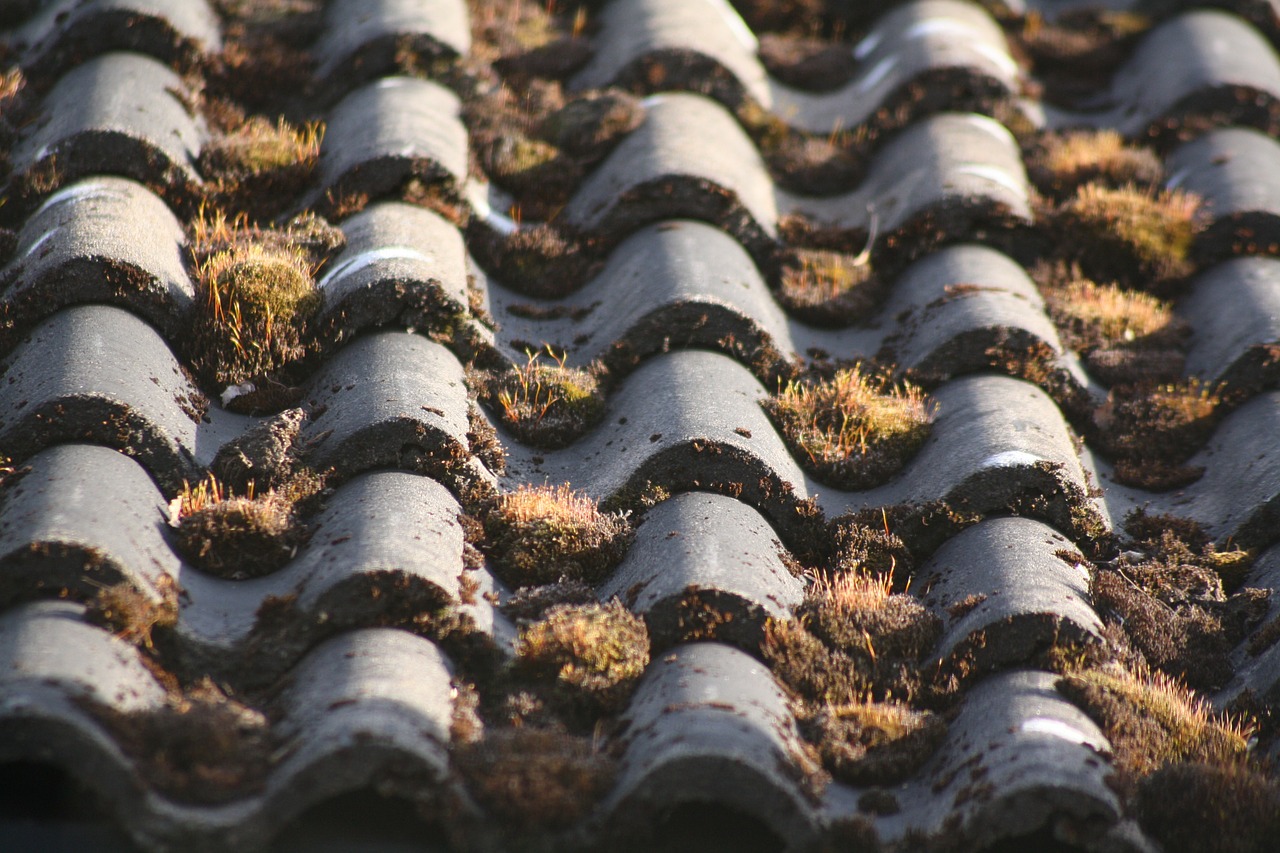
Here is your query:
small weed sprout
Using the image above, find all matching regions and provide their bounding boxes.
[764,367,934,490]
[1055,183,1201,286]
[487,348,606,448]
[0,67,24,114]
[1046,279,1178,348]
[201,115,322,178]
[516,599,649,712]
[484,483,631,586]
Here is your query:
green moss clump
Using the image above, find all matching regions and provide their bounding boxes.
[484,484,632,586]
[1054,183,1200,287]
[764,367,934,490]
[777,248,884,327]
[1056,665,1250,780]
[482,351,607,449]
[1095,380,1220,490]
[1027,130,1161,196]
[189,240,320,388]
[1136,761,1280,853]
[517,600,649,712]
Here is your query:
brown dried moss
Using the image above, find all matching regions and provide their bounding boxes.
[764,366,935,490]
[800,701,946,786]
[479,349,608,448]
[516,600,649,713]
[484,484,632,586]
[1135,761,1280,853]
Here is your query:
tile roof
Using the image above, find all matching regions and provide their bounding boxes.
[2,0,1280,851]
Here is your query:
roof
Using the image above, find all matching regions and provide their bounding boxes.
[3,0,1280,851]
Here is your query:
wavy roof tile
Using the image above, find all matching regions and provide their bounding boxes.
[3,1,1280,851]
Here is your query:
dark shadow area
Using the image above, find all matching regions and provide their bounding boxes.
[0,761,142,852]
[977,826,1089,853]
[269,789,451,853]
[646,801,786,853]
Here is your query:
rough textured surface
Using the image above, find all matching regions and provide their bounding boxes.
[3,0,1280,850]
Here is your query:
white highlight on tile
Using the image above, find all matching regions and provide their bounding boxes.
[955,164,1025,197]
[1165,166,1192,190]
[1021,716,1095,747]
[706,0,758,51]
[466,183,519,235]
[962,113,1016,145]
[32,180,125,218]
[854,30,883,61]
[220,382,255,407]
[858,56,898,93]
[980,450,1042,469]
[971,42,1020,79]
[317,247,434,290]
[641,94,669,110]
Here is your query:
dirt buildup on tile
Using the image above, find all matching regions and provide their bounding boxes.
[1050,183,1201,291]
[477,349,607,448]
[764,365,935,490]
[468,223,600,298]
[1134,761,1280,853]
[776,248,885,326]
[1091,513,1268,690]
[537,89,643,161]
[479,134,584,214]
[171,474,313,579]
[1025,130,1161,198]
[84,574,180,652]
[515,600,649,714]
[757,33,857,91]
[829,516,915,577]
[1056,664,1250,782]
[500,579,597,622]
[455,726,617,832]
[1037,261,1187,386]
[199,115,322,220]
[208,0,320,115]
[1093,380,1220,490]
[211,407,307,493]
[800,701,946,786]
[483,483,631,586]
[764,131,865,196]
[86,677,274,805]
[467,404,508,475]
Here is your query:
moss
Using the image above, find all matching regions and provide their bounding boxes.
[484,483,631,586]
[188,239,320,388]
[757,33,857,92]
[1135,761,1280,853]
[1056,664,1250,781]
[482,350,607,448]
[171,475,310,579]
[536,90,644,161]
[1027,130,1161,196]
[1053,183,1201,287]
[764,366,935,490]
[210,407,307,493]
[764,132,864,196]
[800,701,946,786]
[200,115,321,179]
[501,579,597,622]
[776,248,884,327]
[800,572,941,665]
[84,574,180,651]
[469,223,599,298]
[480,134,582,208]
[86,677,273,805]
[455,727,617,831]
[516,600,649,713]
[1095,380,1220,489]
[761,617,864,706]
[829,517,914,577]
